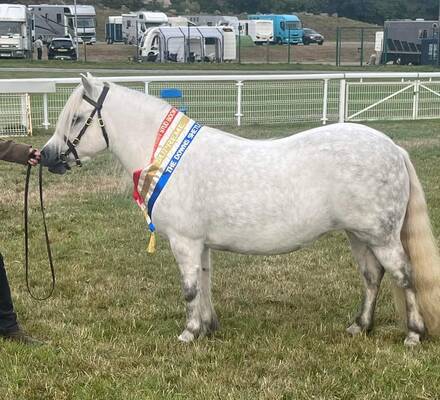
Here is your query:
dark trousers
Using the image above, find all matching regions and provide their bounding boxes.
[37,48,42,60]
[0,253,18,333]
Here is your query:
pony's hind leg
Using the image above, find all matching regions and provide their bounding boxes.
[371,240,426,346]
[169,237,217,342]
[347,233,384,336]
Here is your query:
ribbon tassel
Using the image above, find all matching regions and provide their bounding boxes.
[147,231,156,253]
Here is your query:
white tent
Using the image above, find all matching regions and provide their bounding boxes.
[142,26,225,62]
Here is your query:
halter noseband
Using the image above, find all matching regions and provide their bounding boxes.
[61,84,110,167]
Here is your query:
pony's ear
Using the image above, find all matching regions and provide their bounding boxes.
[80,73,94,97]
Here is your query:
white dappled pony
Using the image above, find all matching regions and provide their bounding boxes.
[42,74,440,346]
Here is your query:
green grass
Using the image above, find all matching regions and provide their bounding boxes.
[1,119,440,398]
[3,59,440,80]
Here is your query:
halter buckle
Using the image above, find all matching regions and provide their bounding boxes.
[98,118,105,128]
[72,137,80,146]
[86,117,93,126]
[60,152,67,162]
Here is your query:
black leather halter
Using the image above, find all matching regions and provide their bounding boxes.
[61,84,110,167]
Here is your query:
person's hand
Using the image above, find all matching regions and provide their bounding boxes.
[28,148,41,166]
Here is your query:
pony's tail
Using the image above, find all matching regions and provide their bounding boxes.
[398,149,440,335]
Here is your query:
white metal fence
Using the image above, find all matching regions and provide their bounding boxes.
[0,93,31,136]
[3,72,440,136]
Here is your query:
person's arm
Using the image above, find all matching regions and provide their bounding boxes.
[0,140,40,165]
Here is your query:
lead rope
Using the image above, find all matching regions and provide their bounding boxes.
[24,163,55,301]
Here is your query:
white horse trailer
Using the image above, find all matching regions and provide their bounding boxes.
[0,4,32,58]
[140,25,236,63]
[239,19,273,44]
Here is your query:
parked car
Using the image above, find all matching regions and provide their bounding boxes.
[47,37,77,60]
[303,28,324,45]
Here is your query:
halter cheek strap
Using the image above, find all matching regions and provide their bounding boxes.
[61,84,110,167]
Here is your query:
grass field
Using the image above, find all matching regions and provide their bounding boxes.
[1,119,440,399]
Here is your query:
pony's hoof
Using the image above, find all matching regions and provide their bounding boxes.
[346,323,363,336]
[178,329,195,343]
[208,316,220,334]
[404,332,421,347]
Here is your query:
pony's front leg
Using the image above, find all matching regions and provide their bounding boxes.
[200,247,219,334]
[169,236,211,342]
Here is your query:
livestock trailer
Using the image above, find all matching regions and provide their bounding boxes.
[105,16,123,43]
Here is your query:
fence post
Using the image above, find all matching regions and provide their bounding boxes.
[322,79,329,125]
[339,79,346,123]
[43,93,50,130]
[144,81,150,95]
[335,28,339,66]
[235,80,243,126]
[413,80,420,120]
[26,94,32,136]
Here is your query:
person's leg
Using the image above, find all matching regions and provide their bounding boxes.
[0,253,42,345]
[37,48,42,60]
[0,253,19,334]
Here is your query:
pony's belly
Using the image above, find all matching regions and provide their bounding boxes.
[204,224,327,255]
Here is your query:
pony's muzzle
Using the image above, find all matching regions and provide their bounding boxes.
[41,147,70,175]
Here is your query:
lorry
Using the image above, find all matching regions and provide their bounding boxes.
[248,14,303,44]
[29,4,96,44]
[381,19,439,65]
[0,4,32,58]
[122,11,168,45]
[239,19,273,44]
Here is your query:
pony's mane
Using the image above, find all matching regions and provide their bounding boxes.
[111,82,170,108]
[57,82,170,146]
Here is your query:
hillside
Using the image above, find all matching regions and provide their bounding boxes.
[298,13,380,41]
[94,9,381,42]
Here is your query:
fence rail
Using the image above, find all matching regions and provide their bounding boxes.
[2,72,440,135]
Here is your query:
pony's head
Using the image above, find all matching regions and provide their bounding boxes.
[42,73,111,174]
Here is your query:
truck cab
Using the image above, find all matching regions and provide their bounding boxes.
[0,4,32,58]
[66,5,96,44]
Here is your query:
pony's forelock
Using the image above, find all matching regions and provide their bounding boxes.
[54,85,85,151]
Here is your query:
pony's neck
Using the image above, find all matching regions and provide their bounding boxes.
[104,85,171,175]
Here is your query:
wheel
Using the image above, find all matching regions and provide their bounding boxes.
[318,41,323,46]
